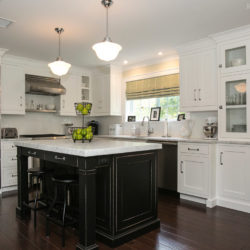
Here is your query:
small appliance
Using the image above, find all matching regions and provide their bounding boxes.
[87,120,99,135]
[1,128,18,139]
[203,117,217,139]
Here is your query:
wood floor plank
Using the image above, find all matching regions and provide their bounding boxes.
[0,193,250,250]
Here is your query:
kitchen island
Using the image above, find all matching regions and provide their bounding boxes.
[15,138,162,250]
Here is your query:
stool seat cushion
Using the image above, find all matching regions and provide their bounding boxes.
[51,175,77,184]
[27,167,46,176]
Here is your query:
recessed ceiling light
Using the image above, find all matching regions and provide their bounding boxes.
[0,17,15,28]
[123,60,128,65]
[158,51,163,56]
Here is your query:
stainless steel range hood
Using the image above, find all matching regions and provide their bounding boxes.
[25,74,66,95]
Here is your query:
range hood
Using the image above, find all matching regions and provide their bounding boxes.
[25,74,66,95]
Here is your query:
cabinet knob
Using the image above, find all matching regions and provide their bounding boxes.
[218,64,222,68]
[219,105,223,110]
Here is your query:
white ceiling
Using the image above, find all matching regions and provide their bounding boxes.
[0,0,250,68]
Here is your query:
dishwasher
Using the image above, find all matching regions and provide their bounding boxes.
[148,141,178,192]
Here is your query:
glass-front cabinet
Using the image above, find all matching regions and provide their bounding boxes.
[219,40,250,74]
[219,73,250,139]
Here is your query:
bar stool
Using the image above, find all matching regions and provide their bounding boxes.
[46,175,77,247]
[23,167,47,229]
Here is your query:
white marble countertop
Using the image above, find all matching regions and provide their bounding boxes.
[97,135,218,144]
[98,135,250,145]
[14,138,162,157]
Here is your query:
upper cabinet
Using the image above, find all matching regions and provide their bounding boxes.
[218,40,250,75]
[91,65,122,116]
[1,63,25,115]
[212,28,250,140]
[179,39,218,112]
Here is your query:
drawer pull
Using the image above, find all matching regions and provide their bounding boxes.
[11,158,17,161]
[12,145,15,148]
[180,161,184,174]
[11,174,18,177]
[220,152,223,165]
[188,147,199,152]
[28,151,37,156]
[54,155,66,161]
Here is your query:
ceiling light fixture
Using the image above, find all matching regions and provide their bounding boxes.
[48,28,71,77]
[123,60,128,65]
[158,51,163,56]
[92,0,122,62]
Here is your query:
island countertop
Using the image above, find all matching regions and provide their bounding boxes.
[14,138,162,157]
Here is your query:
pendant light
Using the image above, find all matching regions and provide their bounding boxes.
[48,28,71,77]
[92,0,122,62]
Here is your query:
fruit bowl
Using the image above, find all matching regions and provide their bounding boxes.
[72,126,94,143]
[74,102,92,115]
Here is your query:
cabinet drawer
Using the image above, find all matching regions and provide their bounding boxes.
[44,152,78,167]
[1,149,17,161]
[179,143,209,155]
[2,166,17,187]
[1,158,17,169]
[22,148,44,158]
[1,141,16,151]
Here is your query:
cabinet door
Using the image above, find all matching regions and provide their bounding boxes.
[180,54,198,110]
[91,75,109,116]
[60,74,81,116]
[1,64,25,115]
[219,73,250,139]
[219,40,250,75]
[178,154,209,198]
[218,145,250,201]
[198,50,217,108]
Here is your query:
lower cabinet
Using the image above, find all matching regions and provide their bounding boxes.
[178,142,216,205]
[217,144,250,203]
[1,141,18,188]
[178,154,209,198]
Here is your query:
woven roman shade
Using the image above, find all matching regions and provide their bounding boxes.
[126,73,179,100]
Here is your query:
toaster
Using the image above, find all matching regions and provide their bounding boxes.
[1,128,18,139]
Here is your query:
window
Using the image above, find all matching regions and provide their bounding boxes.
[126,96,180,121]
[126,73,180,121]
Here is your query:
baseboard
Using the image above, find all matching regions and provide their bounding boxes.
[180,194,206,205]
[217,197,250,213]
[206,198,217,208]
[1,186,17,197]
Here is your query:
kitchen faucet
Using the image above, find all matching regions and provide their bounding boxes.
[141,116,154,136]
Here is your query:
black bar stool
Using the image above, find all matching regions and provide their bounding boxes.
[23,167,47,229]
[46,175,77,247]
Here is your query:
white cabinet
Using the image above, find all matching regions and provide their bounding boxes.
[178,155,209,198]
[1,64,25,115]
[91,65,122,116]
[218,40,250,75]
[1,141,18,188]
[178,142,216,204]
[179,45,217,112]
[59,74,81,116]
[218,73,250,139]
[217,145,250,202]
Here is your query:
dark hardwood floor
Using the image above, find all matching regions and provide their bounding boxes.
[0,192,250,250]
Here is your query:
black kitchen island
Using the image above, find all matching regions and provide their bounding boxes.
[15,138,162,250]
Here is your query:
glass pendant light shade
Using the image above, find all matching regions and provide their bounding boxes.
[49,28,71,77]
[93,0,122,62]
[92,39,122,62]
[48,58,71,77]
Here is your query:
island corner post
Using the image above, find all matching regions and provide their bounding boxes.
[15,144,160,250]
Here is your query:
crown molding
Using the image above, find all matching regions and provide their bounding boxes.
[210,24,250,43]
[177,38,216,56]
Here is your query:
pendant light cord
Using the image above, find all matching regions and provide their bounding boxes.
[106,6,109,38]
[58,32,61,58]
